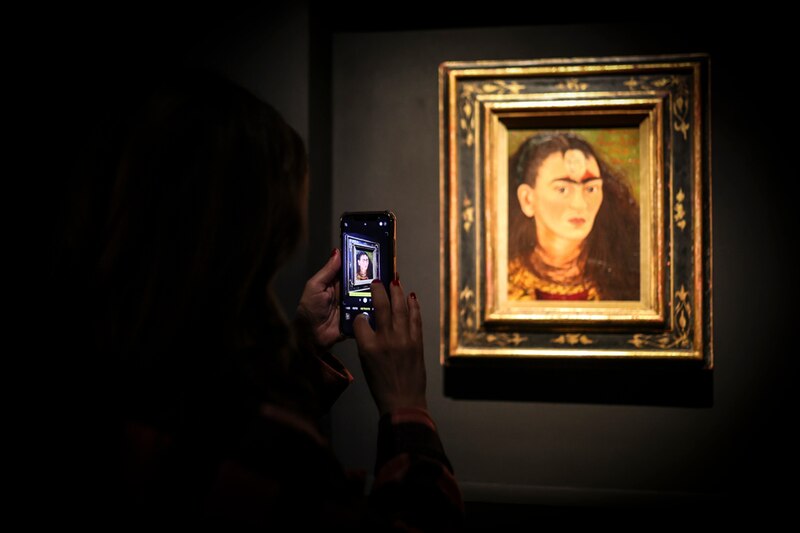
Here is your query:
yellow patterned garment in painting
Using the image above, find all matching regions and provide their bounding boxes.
[508,257,599,301]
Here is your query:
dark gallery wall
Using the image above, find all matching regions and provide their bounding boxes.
[39,5,792,525]
[326,20,793,522]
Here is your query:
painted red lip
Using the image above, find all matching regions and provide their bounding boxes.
[568,217,586,225]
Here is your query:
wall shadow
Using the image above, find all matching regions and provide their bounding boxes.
[444,358,712,407]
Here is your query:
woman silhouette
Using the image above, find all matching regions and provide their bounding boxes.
[48,69,462,529]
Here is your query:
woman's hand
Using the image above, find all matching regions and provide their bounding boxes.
[296,248,344,351]
[353,279,427,416]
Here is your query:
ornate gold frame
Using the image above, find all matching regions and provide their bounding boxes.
[439,55,711,367]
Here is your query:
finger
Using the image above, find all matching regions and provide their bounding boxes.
[353,312,376,350]
[309,248,342,287]
[408,292,423,346]
[333,275,341,303]
[370,279,391,332]
[390,277,409,331]
[324,297,340,327]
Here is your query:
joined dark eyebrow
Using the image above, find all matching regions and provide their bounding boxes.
[552,176,603,185]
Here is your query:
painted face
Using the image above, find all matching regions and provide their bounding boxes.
[358,254,370,274]
[518,149,603,243]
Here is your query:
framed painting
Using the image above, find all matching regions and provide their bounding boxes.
[439,54,712,368]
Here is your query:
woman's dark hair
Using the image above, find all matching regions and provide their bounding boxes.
[356,251,373,278]
[508,132,640,300]
[50,69,310,428]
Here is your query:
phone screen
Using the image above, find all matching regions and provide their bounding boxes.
[340,211,396,336]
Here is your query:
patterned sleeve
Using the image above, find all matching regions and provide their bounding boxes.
[206,404,463,530]
[367,407,465,531]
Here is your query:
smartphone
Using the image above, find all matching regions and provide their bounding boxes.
[339,211,396,336]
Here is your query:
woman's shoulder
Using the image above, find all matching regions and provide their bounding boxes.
[207,402,363,526]
[118,403,360,527]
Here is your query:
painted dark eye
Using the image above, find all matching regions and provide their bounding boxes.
[585,181,602,193]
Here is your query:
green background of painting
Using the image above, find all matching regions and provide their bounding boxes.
[508,128,640,201]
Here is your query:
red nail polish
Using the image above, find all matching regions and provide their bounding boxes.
[410,292,417,299]
[372,279,381,284]
[330,248,337,257]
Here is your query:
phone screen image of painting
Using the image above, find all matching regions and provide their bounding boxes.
[345,236,381,298]
[506,128,641,302]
